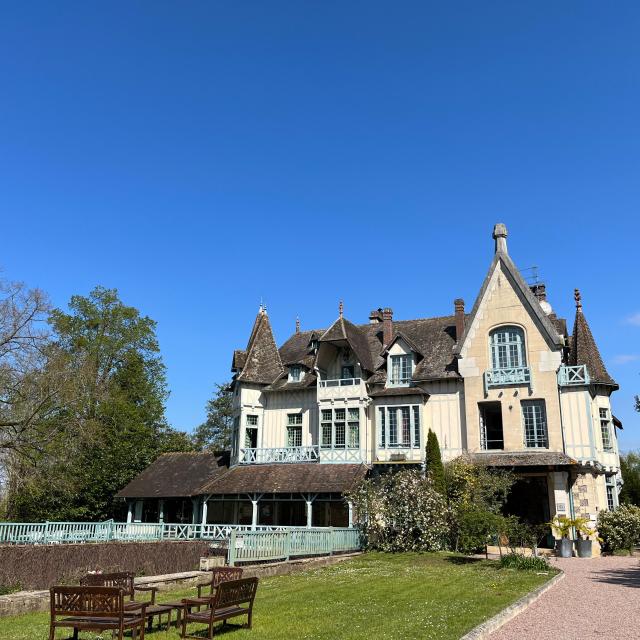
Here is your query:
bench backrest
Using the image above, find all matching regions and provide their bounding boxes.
[213,577,258,611]
[50,586,124,619]
[211,567,244,589]
[80,572,135,598]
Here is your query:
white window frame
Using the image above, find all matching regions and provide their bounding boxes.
[389,354,413,386]
[605,475,618,511]
[244,414,258,448]
[377,405,421,449]
[289,365,302,383]
[286,413,303,447]
[522,400,548,448]
[489,326,527,369]
[320,407,360,449]
[599,408,613,451]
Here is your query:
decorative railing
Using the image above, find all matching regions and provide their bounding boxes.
[318,377,361,388]
[0,521,329,546]
[227,527,362,565]
[557,364,590,386]
[239,446,319,464]
[318,448,363,463]
[484,366,531,393]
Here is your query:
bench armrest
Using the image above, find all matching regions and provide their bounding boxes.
[182,597,213,607]
[125,601,147,613]
[197,581,213,598]
[134,585,157,604]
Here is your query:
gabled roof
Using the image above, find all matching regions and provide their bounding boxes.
[116,453,230,499]
[319,315,375,372]
[455,250,564,357]
[381,331,424,356]
[570,303,617,387]
[236,308,285,384]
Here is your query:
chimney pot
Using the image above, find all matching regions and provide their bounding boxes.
[369,308,383,324]
[454,298,465,342]
[382,307,393,346]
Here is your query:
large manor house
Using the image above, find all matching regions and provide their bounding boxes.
[120,224,621,543]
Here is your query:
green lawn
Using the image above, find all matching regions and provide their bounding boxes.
[0,553,556,640]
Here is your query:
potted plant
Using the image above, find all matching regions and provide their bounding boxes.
[573,517,598,558]
[547,515,574,558]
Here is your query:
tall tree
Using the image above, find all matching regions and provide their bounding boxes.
[7,286,191,521]
[192,383,234,451]
[425,429,446,495]
[619,451,640,506]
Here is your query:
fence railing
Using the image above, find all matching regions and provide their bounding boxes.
[557,364,590,386]
[227,527,361,565]
[484,366,532,394]
[239,446,320,465]
[0,521,311,546]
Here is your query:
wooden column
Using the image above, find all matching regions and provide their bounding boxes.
[348,501,354,528]
[127,502,133,524]
[201,497,208,525]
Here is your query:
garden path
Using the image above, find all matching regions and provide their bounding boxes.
[490,555,640,640]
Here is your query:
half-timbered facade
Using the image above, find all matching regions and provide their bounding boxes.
[118,223,621,544]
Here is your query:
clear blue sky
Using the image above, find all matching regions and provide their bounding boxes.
[1,2,638,447]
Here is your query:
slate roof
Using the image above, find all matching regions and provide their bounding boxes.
[468,451,578,467]
[199,463,367,495]
[569,308,617,387]
[369,387,429,398]
[236,309,285,384]
[319,316,375,372]
[116,453,230,498]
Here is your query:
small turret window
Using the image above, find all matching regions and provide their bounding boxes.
[490,326,526,369]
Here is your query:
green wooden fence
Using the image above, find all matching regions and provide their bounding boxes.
[227,527,362,565]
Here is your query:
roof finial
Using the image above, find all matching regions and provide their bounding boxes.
[574,288,582,312]
[492,223,508,254]
[339,300,344,318]
[295,316,300,333]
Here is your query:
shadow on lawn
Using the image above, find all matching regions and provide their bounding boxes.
[445,556,483,566]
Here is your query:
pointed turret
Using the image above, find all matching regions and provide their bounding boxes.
[569,289,617,387]
[235,306,284,384]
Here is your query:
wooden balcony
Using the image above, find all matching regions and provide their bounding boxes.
[557,364,590,386]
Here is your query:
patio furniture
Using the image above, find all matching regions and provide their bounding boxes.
[80,571,171,630]
[49,585,146,640]
[180,577,259,639]
[163,566,244,625]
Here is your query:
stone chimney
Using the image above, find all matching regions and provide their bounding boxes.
[454,299,465,342]
[369,308,383,324]
[382,307,393,346]
[493,223,508,254]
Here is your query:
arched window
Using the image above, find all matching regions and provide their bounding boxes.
[489,326,526,369]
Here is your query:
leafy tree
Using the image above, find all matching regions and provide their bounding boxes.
[192,383,234,451]
[6,286,191,521]
[425,429,446,495]
[619,451,640,506]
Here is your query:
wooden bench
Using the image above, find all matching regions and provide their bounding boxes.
[180,577,259,639]
[163,567,243,625]
[49,586,146,640]
[81,571,171,630]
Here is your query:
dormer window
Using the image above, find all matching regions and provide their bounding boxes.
[490,326,526,369]
[389,354,412,386]
[289,365,302,382]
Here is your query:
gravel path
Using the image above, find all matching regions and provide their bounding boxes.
[490,556,640,640]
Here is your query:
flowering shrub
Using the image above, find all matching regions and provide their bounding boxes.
[346,470,449,552]
[597,505,640,553]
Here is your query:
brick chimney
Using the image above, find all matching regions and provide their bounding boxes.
[454,299,465,342]
[369,308,383,324]
[530,283,546,303]
[382,307,393,346]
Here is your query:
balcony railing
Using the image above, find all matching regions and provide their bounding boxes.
[239,446,319,465]
[484,366,531,393]
[318,377,361,388]
[238,446,363,465]
[557,364,590,386]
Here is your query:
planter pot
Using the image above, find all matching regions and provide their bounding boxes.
[576,539,593,558]
[556,538,573,558]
